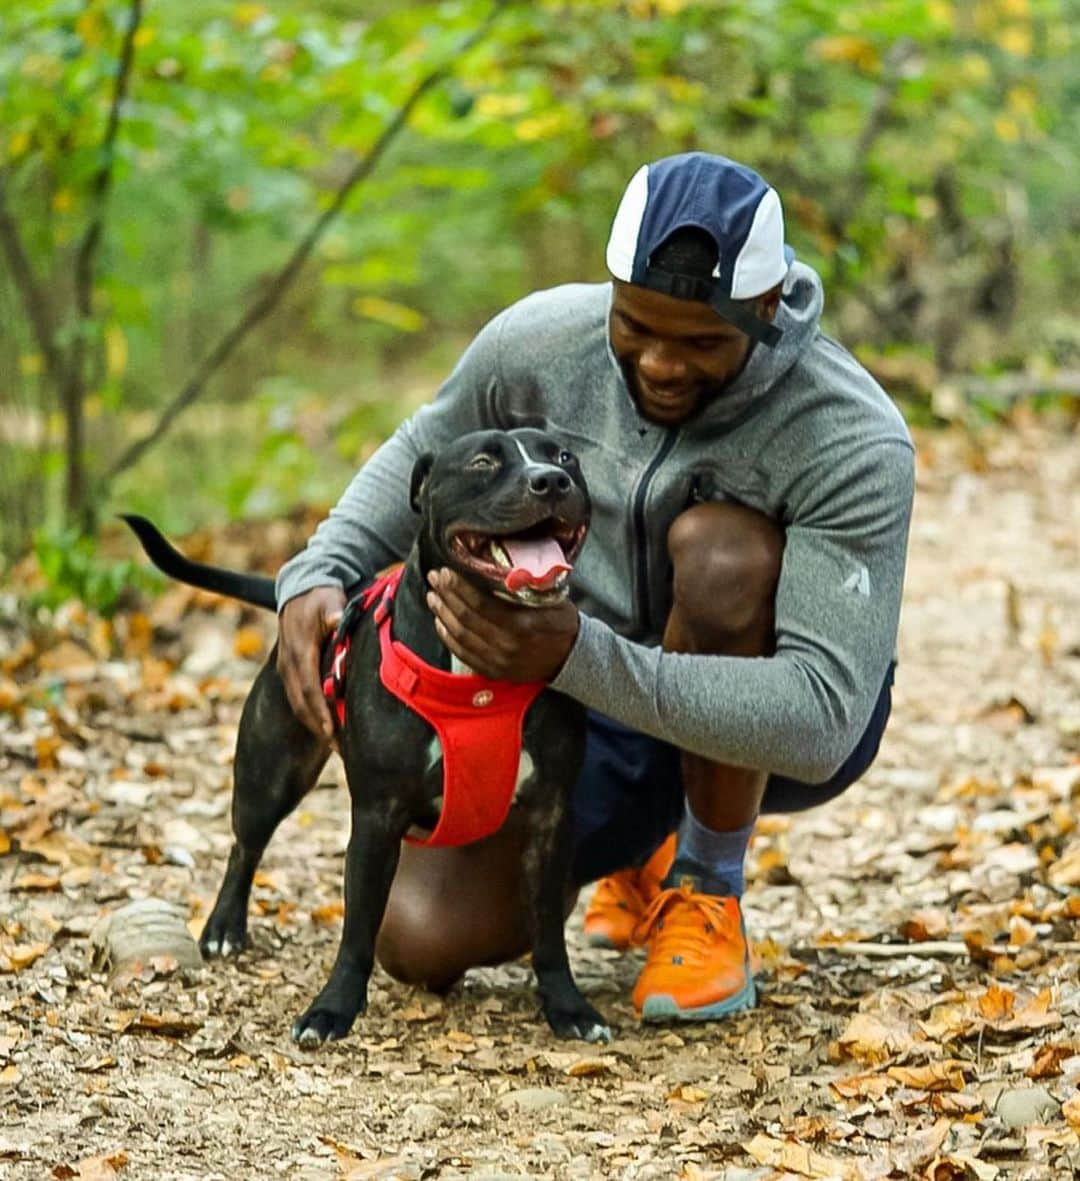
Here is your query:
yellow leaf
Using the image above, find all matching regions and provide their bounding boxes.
[830,1071,895,1100]
[996,25,1032,56]
[993,115,1021,143]
[812,35,880,72]
[17,352,42,377]
[743,1132,860,1180]
[474,93,529,119]
[513,110,569,143]
[354,296,426,334]
[832,1012,918,1065]
[1008,85,1037,115]
[52,188,74,214]
[0,1065,21,1086]
[105,326,128,378]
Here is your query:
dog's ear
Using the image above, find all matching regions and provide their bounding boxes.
[409,453,435,513]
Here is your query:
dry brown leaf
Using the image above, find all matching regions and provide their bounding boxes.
[72,1152,128,1180]
[1062,1093,1080,1134]
[566,1057,612,1077]
[1048,839,1080,887]
[35,734,62,770]
[743,1132,862,1180]
[233,626,265,659]
[832,1012,919,1065]
[887,1060,969,1092]
[1000,987,1060,1033]
[38,640,95,674]
[20,826,99,869]
[127,1012,202,1038]
[0,942,49,972]
[310,901,344,925]
[0,679,21,712]
[668,1084,709,1103]
[900,908,952,942]
[1026,1043,1076,1079]
[0,1065,21,1086]
[977,983,1016,1021]
[11,871,61,892]
[930,1092,984,1116]
[830,1071,894,1101]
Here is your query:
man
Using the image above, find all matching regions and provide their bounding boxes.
[274,152,914,1022]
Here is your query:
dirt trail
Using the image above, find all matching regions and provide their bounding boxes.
[1,425,1078,1180]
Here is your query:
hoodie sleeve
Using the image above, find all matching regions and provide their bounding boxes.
[274,309,512,608]
[551,439,915,783]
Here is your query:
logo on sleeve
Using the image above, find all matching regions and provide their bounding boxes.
[842,564,871,597]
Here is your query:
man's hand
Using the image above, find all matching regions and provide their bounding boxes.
[425,568,580,682]
[278,586,346,742]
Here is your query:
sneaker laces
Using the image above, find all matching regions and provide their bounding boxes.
[632,884,741,967]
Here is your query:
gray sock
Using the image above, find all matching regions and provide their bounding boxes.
[674,804,755,897]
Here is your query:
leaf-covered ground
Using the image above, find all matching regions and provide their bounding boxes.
[1,425,1078,1181]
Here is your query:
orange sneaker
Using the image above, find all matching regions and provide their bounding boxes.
[631,868,756,1021]
[582,834,676,950]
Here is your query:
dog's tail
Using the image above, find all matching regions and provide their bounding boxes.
[120,514,277,611]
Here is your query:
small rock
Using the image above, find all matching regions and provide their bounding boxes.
[994,1085,1059,1128]
[90,898,203,974]
[496,1086,569,1113]
[403,1102,446,1138]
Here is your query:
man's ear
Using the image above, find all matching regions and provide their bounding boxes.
[756,283,783,323]
[409,453,435,513]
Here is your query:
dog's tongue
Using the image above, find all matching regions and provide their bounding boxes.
[503,537,570,593]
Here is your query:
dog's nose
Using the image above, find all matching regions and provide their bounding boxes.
[528,467,573,497]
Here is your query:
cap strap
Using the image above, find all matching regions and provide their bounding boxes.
[640,268,782,348]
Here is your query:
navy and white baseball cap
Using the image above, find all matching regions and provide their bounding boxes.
[606,153,794,347]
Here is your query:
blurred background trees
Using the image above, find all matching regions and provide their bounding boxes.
[1,0,1076,570]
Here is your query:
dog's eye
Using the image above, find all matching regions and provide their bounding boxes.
[468,454,498,471]
[558,450,574,465]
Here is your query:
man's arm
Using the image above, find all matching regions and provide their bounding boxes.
[551,440,915,782]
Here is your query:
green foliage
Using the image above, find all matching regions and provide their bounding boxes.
[30,526,160,615]
[0,0,1076,552]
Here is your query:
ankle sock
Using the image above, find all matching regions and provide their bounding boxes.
[672,805,755,898]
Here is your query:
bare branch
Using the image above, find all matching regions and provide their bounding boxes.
[106,2,508,484]
[74,0,143,321]
[0,171,67,384]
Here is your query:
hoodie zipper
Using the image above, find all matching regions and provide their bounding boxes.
[631,428,678,636]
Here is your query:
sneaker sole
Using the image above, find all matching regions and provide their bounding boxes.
[639,974,757,1022]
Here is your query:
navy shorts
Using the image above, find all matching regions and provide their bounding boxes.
[569,663,896,886]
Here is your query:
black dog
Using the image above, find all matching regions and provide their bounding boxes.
[122,428,610,1045]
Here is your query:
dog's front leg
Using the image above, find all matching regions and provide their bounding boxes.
[292,798,407,1047]
[522,804,611,1044]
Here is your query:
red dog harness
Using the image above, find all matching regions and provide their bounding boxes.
[323,567,545,848]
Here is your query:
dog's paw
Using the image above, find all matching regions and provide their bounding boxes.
[544,1001,612,1044]
[291,1004,358,1048]
[199,916,247,959]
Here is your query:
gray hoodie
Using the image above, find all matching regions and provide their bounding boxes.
[276,263,915,784]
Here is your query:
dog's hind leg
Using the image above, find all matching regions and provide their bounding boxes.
[292,794,409,1046]
[201,653,330,958]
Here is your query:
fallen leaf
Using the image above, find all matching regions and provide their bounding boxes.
[832,1012,919,1065]
[887,1060,969,1092]
[310,902,344,925]
[1048,839,1080,887]
[566,1057,612,1077]
[1063,1093,1080,1134]
[0,942,49,972]
[127,1012,202,1038]
[743,1132,862,1180]
[233,626,265,659]
[0,1065,21,1086]
[668,1084,709,1103]
[977,983,1016,1021]
[11,871,61,892]
[830,1072,894,1101]
[1026,1043,1076,1079]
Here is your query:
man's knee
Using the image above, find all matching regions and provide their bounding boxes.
[666,502,784,653]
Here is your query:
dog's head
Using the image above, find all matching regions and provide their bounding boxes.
[410,429,590,607]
